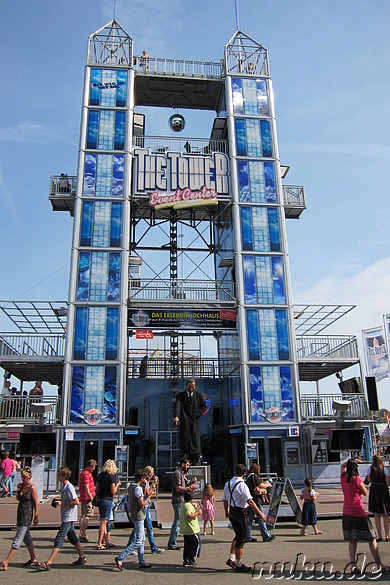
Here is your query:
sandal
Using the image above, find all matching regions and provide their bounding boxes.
[23,559,39,567]
[72,556,86,566]
[315,531,323,535]
[0,562,7,571]
[38,561,50,571]
[96,545,106,550]
[114,556,123,571]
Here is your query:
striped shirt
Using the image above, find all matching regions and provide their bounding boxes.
[79,469,95,503]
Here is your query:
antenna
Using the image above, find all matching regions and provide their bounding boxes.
[235,0,240,30]
[113,0,118,20]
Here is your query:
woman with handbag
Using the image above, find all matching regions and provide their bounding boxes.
[245,464,274,543]
[96,460,121,550]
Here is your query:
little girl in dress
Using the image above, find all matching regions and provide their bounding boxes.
[300,477,322,536]
[201,483,215,535]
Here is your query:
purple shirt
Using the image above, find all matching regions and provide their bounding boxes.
[1,458,13,477]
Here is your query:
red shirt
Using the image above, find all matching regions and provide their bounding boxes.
[79,469,95,503]
[341,473,366,517]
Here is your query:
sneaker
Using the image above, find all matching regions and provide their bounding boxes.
[247,538,257,543]
[79,536,90,543]
[129,551,137,556]
[138,563,152,569]
[168,545,181,550]
[211,531,215,535]
[264,535,275,542]
[152,548,165,554]
[203,532,207,535]
[183,559,192,566]
[226,558,236,569]
[236,563,253,573]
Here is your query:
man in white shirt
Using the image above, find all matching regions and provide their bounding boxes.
[222,463,267,573]
[1,381,11,396]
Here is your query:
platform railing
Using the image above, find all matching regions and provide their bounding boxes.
[0,334,66,358]
[0,396,61,423]
[49,175,77,198]
[133,135,228,155]
[129,279,236,303]
[128,357,223,379]
[282,185,306,208]
[300,393,369,420]
[134,55,223,79]
[295,336,359,359]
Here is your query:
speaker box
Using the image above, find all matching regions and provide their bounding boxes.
[366,376,379,411]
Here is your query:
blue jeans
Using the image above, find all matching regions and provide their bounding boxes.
[117,519,146,566]
[246,504,271,541]
[145,506,157,551]
[54,521,79,549]
[168,502,181,548]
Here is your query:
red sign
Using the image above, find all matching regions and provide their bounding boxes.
[136,330,154,339]
[7,431,20,439]
[220,309,237,322]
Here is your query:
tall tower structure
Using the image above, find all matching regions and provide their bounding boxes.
[58,19,304,478]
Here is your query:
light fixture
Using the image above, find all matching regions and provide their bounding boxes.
[332,399,351,412]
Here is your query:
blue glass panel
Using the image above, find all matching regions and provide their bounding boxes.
[108,252,121,302]
[243,255,256,304]
[74,307,88,360]
[259,310,278,360]
[250,365,263,422]
[280,366,294,421]
[235,119,246,156]
[104,366,117,423]
[80,201,93,246]
[90,69,101,105]
[260,120,272,157]
[87,110,99,149]
[271,257,286,304]
[242,79,258,115]
[84,154,96,197]
[247,309,260,360]
[275,310,289,360]
[112,155,124,197]
[237,160,250,202]
[116,71,127,107]
[106,308,119,360]
[264,162,276,203]
[241,207,253,251]
[256,79,269,116]
[76,252,91,301]
[232,78,244,115]
[110,202,122,247]
[70,366,85,423]
[268,208,280,251]
[114,111,125,150]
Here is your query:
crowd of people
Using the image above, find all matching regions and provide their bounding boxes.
[1,454,390,574]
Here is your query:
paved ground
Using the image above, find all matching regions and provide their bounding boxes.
[2,519,390,583]
[2,488,390,582]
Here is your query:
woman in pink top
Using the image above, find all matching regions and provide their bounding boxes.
[341,458,389,574]
[1,452,14,496]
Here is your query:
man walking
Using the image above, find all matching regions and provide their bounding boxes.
[167,458,197,550]
[223,464,267,573]
[78,459,96,543]
[173,379,207,465]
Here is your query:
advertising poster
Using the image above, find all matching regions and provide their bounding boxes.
[362,326,390,381]
[31,455,45,503]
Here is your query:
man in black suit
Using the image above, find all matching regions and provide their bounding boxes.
[173,379,207,465]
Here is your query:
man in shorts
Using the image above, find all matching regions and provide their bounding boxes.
[223,463,267,573]
[79,459,96,543]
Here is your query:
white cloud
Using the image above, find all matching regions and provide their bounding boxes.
[0,121,57,144]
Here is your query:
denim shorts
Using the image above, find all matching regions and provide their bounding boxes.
[99,497,114,520]
[53,521,79,549]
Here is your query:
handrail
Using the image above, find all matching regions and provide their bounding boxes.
[0,395,61,423]
[0,334,66,359]
[300,393,369,420]
[295,336,358,359]
[129,278,236,303]
[134,55,223,79]
[132,135,228,155]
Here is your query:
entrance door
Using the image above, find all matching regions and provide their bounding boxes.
[102,440,116,465]
[84,440,99,481]
[65,441,81,485]
[268,437,284,478]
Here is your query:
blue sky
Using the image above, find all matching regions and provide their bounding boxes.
[1,0,390,404]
